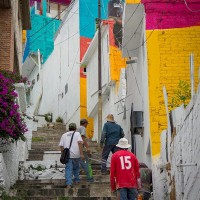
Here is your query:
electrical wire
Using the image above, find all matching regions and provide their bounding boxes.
[122,14,145,48]
[83,0,95,18]
[113,4,140,37]
[67,46,80,82]
[128,18,162,52]
[54,19,94,46]
[183,0,200,13]
[17,1,78,55]
[29,5,69,38]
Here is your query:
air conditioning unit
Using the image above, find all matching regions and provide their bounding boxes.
[130,111,144,136]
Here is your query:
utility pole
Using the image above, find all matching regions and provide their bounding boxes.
[98,0,102,143]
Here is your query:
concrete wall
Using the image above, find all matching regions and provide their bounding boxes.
[86,22,127,142]
[153,86,200,199]
[124,18,151,166]
[38,1,80,125]
[170,93,200,200]
[86,26,110,118]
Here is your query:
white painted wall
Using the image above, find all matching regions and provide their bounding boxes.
[153,87,200,199]
[87,26,110,117]
[86,25,127,142]
[123,19,151,167]
[171,94,200,200]
[0,84,28,192]
[26,1,80,126]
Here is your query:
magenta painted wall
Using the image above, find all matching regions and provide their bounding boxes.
[141,1,200,30]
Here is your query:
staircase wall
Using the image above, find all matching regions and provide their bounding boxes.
[170,90,200,200]
[0,141,28,192]
[153,86,200,199]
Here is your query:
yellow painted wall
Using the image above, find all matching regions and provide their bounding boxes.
[22,30,26,43]
[109,46,126,82]
[147,26,200,156]
[80,77,94,139]
[126,0,141,4]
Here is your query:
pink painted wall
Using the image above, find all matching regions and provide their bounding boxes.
[141,1,200,30]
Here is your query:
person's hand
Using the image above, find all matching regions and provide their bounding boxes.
[87,149,92,158]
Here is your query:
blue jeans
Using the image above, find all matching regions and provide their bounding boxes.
[101,145,119,172]
[118,188,138,200]
[65,158,80,186]
[80,152,93,182]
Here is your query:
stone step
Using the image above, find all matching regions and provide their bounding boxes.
[15,186,114,198]
[32,136,63,141]
[6,197,116,200]
[33,130,65,134]
[16,177,110,186]
[15,182,111,190]
[37,124,66,130]
[31,139,99,146]
[27,154,43,161]
[31,144,99,150]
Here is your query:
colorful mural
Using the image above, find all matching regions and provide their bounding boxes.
[79,0,126,138]
[23,5,61,63]
[126,0,200,156]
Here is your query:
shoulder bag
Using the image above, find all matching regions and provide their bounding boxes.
[60,131,75,164]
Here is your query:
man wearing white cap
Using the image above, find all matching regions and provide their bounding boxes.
[110,138,141,200]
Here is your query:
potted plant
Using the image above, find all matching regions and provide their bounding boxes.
[0,71,28,152]
[56,116,63,123]
[44,112,53,123]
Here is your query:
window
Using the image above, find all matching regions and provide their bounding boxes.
[83,67,87,74]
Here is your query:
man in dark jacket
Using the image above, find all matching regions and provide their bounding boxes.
[100,114,124,174]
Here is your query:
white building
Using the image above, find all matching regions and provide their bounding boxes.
[22,1,80,125]
[81,23,127,141]
[122,4,151,167]
[81,13,151,166]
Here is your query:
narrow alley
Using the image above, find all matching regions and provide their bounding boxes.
[0,0,200,200]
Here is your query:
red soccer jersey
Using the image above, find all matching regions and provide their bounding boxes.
[110,150,140,191]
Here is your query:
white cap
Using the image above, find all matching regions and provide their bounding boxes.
[116,138,131,149]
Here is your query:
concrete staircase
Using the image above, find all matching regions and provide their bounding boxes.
[4,123,116,200]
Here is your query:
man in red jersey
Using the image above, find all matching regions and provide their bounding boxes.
[110,138,141,200]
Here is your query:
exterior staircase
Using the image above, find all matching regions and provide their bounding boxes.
[3,123,116,200]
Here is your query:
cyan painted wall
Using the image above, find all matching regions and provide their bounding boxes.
[79,0,108,38]
[23,7,61,63]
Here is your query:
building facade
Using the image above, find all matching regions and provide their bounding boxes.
[0,0,30,73]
